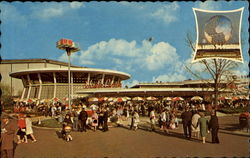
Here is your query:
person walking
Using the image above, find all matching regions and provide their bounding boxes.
[130,111,135,130]
[191,111,201,139]
[160,109,169,133]
[1,115,18,158]
[208,110,220,144]
[103,108,109,132]
[197,112,209,144]
[16,114,27,144]
[91,110,98,132]
[25,115,37,143]
[78,107,88,132]
[149,109,156,131]
[181,107,192,139]
[133,110,140,131]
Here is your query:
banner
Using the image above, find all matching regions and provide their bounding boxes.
[192,8,244,62]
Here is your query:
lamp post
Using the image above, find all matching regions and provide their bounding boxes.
[57,39,80,111]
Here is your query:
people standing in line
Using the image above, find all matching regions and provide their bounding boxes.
[78,107,88,132]
[150,108,156,131]
[197,112,209,144]
[25,115,37,143]
[208,110,220,144]
[16,114,27,144]
[191,111,201,139]
[181,107,192,139]
[133,110,140,131]
[103,108,109,132]
[160,109,169,133]
[91,110,98,132]
[1,115,18,158]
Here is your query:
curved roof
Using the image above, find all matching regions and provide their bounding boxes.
[10,67,131,80]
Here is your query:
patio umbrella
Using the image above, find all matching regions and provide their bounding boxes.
[123,97,131,100]
[98,97,109,102]
[27,98,33,103]
[108,97,116,102]
[146,96,158,101]
[132,97,144,101]
[88,97,99,102]
[219,96,231,100]
[172,97,184,101]
[163,97,172,101]
[114,97,127,102]
[232,96,240,101]
[52,97,60,102]
[191,96,203,101]
[63,97,69,101]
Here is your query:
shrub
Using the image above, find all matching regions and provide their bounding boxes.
[218,106,248,114]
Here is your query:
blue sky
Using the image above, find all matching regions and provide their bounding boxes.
[1,1,249,87]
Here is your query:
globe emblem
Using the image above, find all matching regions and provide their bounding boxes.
[204,15,233,45]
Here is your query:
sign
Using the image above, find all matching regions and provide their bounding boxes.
[192,8,244,62]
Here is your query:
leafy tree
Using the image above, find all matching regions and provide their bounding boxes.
[0,83,14,109]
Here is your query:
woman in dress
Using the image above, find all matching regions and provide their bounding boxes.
[191,111,201,139]
[25,115,37,143]
[17,114,27,144]
[133,110,140,130]
[160,109,169,133]
[197,112,209,144]
[91,111,98,131]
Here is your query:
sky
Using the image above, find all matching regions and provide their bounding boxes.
[0,1,249,87]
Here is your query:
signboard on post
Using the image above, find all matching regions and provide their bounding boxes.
[192,8,244,63]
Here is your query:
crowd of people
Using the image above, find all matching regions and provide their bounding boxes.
[1,98,233,157]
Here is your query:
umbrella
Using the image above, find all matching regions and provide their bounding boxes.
[172,97,184,101]
[52,97,60,102]
[108,97,116,102]
[146,96,158,101]
[191,96,203,101]
[163,97,172,101]
[232,96,240,101]
[88,97,99,102]
[218,96,231,100]
[114,97,127,102]
[239,96,249,100]
[98,97,109,102]
[63,97,69,101]
[132,97,144,101]
[123,97,131,100]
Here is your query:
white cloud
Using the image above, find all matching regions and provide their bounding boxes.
[195,1,222,10]
[31,2,83,19]
[232,61,249,76]
[153,73,187,82]
[122,80,140,88]
[151,2,180,24]
[0,3,27,25]
[145,42,180,70]
[70,2,84,9]
[58,39,181,73]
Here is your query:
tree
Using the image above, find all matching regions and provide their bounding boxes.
[0,83,14,110]
[185,32,240,108]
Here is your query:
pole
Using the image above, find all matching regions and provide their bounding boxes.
[67,49,71,112]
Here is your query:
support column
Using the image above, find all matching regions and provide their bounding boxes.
[53,72,57,98]
[87,73,90,85]
[21,88,26,100]
[27,74,31,99]
[38,73,42,99]
[111,76,115,84]
[71,72,74,99]
[101,74,105,85]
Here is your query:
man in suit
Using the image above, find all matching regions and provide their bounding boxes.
[102,108,109,132]
[181,106,193,139]
[208,110,220,144]
[78,108,88,132]
[1,115,18,158]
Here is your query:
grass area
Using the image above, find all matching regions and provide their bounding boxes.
[33,118,62,128]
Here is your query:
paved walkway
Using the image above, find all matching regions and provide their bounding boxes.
[14,115,249,157]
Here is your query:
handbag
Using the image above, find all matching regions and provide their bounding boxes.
[21,128,26,132]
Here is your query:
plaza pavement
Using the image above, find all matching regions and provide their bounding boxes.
[14,115,250,158]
